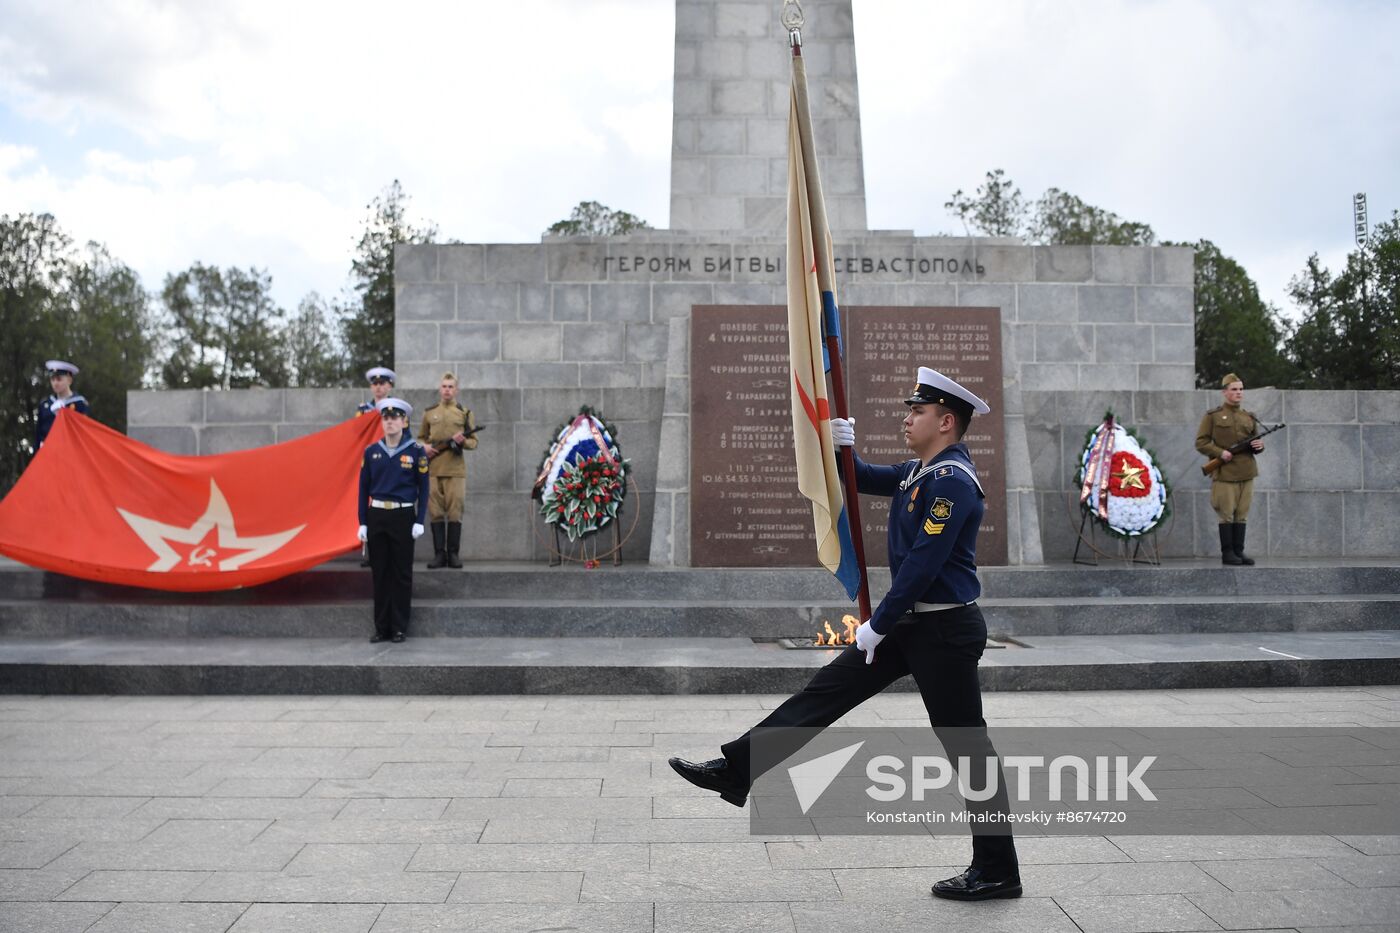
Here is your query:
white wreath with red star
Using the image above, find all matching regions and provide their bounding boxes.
[1078,422,1169,537]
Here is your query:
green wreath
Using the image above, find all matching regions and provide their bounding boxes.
[533,406,630,542]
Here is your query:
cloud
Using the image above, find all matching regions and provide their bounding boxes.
[0,0,674,305]
[0,142,37,174]
[854,0,1400,311]
[1,0,1396,318]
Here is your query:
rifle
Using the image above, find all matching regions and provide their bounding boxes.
[441,423,486,455]
[1202,422,1285,476]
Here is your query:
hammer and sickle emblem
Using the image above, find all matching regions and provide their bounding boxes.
[188,546,216,567]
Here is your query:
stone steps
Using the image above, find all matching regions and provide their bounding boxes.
[2,631,1398,695]
[3,593,1399,639]
[3,559,1396,695]
[5,562,1398,603]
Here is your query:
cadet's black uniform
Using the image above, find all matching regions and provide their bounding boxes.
[36,394,89,449]
[720,442,1018,878]
[358,437,429,640]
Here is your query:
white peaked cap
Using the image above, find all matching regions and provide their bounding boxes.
[46,360,79,375]
[376,397,413,418]
[365,366,396,382]
[903,366,991,416]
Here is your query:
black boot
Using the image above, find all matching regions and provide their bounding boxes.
[1233,523,1255,565]
[1219,524,1243,565]
[427,522,447,569]
[447,521,463,569]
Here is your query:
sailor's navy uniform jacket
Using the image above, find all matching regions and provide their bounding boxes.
[358,437,430,525]
[36,394,89,448]
[848,442,985,635]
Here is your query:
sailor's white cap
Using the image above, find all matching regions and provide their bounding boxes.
[46,360,79,376]
[375,397,413,418]
[365,366,396,383]
[903,366,991,417]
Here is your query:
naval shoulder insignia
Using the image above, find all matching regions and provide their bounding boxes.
[930,497,953,521]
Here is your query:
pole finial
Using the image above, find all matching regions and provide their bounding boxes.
[782,0,804,46]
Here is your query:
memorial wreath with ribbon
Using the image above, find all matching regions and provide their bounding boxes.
[532,406,630,543]
[1076,411,1171,538]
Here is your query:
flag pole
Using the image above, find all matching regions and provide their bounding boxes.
[788,17,873,621]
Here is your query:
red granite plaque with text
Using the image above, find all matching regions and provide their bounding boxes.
[690,305,1005,568]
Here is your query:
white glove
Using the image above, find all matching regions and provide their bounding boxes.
[830,417,856,447]
[357,525,368,543]
[411,523,425,539]
[854,620,884,665]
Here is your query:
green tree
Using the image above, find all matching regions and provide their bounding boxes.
[160,263,228,389]
[1285,211,1400,389]
[944,169,1154,245]
[1179,239,1295,388]
[546,200,652,237]
[342,180,438,378]
[944,169,1028,237]
[0,213,70,488]
[223,267,287,388]
[0,213,154,493]
[286,292,343,387]
[159,263,287,389]
[59,243,155,433]
[1029,188,1155,246]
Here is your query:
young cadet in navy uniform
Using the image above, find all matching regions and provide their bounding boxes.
[358,398,429,643]
[670,366,1021,902]
[356,367,395,415]
[36,360,90,449]
[356,368,396,566]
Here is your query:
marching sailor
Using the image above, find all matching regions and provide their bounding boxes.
[669,366,1021,901]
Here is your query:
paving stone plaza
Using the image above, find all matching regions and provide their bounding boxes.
[2,688,1399,933]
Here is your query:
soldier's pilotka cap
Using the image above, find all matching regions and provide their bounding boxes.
[376,397,413,418]
[365,366,396,384]
[1221,372,1242,388]
[903,366,991,419]
[46,360,79,377]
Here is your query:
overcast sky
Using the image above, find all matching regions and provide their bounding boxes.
[2,0,1396,319]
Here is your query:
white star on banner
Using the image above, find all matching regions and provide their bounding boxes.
[117,479,305,573]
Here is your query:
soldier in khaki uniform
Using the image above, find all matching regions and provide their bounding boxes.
[417,373,477,568]
[1195,373,1266,565]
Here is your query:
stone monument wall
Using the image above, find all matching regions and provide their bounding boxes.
[1026,388,1400,560]
[671,0,867,233]
[391,235,1193,567]
[126,385,663,563]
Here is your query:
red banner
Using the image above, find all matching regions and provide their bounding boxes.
[0,410,383,591]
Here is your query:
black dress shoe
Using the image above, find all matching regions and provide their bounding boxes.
[931,867,1022,901]
[369,634,386,643]
[359,558,371,568]
[391,632,406,643]
[668,756,748,807]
